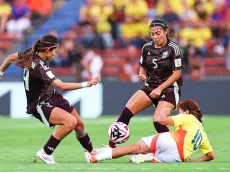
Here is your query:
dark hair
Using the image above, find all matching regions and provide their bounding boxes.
[18,35,59,69]
[177,99,203,123]
[149,18,168,30]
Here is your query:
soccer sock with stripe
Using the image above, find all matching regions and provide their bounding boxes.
[43,135,61,155]
[77,133,93,152]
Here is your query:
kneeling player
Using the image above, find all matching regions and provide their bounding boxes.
[85,99,215,163]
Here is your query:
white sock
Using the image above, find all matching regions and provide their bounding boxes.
[95,149,112,161]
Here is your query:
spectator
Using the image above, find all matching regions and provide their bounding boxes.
[81,49,103,80]
[0,0,12,33]
[119,45,139,82]
[6,0,31,37]
[27,0,52,27]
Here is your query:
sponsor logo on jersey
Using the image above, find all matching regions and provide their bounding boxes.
[162,51,168,59]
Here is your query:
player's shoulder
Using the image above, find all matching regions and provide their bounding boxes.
[38,60,50,71]
[167,39,180,56]
[142,41,153,51]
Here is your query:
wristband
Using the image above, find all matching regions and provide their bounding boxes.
[0,71,4,76]
[81,82,88,88]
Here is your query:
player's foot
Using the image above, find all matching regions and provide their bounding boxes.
[85,152,98,163]
[130,153,154,164]
[34,149,57,164]
[91,145,112,155]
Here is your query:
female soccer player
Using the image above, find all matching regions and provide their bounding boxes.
[0,35,100,164]
[108,18,185,148]
[86,99,215,163]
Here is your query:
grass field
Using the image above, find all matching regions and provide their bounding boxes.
[0,115,230,172]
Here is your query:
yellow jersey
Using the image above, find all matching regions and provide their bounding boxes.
[171,114,213,161]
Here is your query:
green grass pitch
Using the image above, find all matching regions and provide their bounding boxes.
[0,115,229,172]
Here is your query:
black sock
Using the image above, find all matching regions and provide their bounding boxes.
[153,122,169,133]
[43,135,61,155]
[109,107,134,148]
[77,133,93,152]
[117,107,134,125]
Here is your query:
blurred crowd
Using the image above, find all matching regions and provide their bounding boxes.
[0,0,52,37]
[52,0,230,81]
[1,0,230,81]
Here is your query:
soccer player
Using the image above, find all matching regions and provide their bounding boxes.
[86,99,215,163]
[108,18,184,148]
[0,35,101,164]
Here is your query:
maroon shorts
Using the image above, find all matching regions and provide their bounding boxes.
[141,86,181,108]
[33,91,74,128]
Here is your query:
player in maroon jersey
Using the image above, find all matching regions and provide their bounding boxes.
[0,35,100,164]
[108,18,185,148]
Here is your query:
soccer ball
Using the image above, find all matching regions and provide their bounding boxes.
[108,122,130,144]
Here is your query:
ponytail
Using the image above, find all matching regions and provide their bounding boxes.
[16,40,41,70]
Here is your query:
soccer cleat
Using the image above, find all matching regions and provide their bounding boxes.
[91,145,112,155]
[85,152,98,163]
[131,153,154,164]
[34,149,57,164]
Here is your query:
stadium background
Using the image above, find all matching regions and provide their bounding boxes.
[0,0,230,171]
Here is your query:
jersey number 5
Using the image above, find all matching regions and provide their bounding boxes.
[152,59,158,68]
[191,129,203,151]
[23,69,29,91]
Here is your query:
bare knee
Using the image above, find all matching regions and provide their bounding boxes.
[130,143,143,154]
[131,141,150,154]
[63,117,77,131]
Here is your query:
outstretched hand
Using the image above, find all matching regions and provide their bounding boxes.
[87,77,101,87]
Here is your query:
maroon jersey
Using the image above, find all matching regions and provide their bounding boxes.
[139,39,184,93]
[18,51,56,114]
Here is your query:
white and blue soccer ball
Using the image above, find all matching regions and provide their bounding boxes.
[108,122,130,144]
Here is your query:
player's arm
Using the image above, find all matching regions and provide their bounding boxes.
[159,70,182,91]
[138,66,147,82]
[0,53,19,77]
[52,77,101,91]
[159,44,184,91]
[158,107,174,126]
[158,108,188,126]
[186,151,215,162]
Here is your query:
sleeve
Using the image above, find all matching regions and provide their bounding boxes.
[199,137,213,155]
[172,114,189,126]
[170,42,185,71]
[139,43,148,68]
[39,64,56,85]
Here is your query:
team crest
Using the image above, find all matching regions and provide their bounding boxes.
[162,51,168,59]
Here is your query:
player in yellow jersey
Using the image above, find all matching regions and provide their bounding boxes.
[85,99,215,163]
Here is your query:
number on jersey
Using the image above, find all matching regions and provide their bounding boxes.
[191,129,203,150]
[23,69,29,91]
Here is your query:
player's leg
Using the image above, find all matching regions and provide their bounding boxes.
[153,101,174,133]
[35,107,77,164]
[86,140,150,163]
[109,90,153,147]
[153,88,181,133]
[53,93,94,153]
[71,109,94,153]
